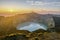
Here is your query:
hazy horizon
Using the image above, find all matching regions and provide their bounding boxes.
[0,0,60,16]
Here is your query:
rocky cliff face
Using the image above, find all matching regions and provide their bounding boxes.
[0,12,58,36]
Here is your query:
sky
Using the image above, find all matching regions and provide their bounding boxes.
[0,0,60,12]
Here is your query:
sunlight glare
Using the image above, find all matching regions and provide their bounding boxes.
[8,9,14,12]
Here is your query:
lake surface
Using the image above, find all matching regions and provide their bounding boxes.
[17,22,47,32]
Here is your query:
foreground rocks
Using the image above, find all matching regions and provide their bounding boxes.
[0,32,60,40]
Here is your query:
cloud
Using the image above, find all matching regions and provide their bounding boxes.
[26,1,60,7]
[0,0,60,11]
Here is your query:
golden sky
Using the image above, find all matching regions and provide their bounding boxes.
[0,0,60,15]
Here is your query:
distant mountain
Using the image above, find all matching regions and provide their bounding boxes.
[0,12,60,36]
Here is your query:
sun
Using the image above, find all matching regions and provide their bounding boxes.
[6,9,15,12]
[8,9,14,12]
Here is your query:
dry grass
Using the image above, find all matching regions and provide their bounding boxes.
[0,31,60,40]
